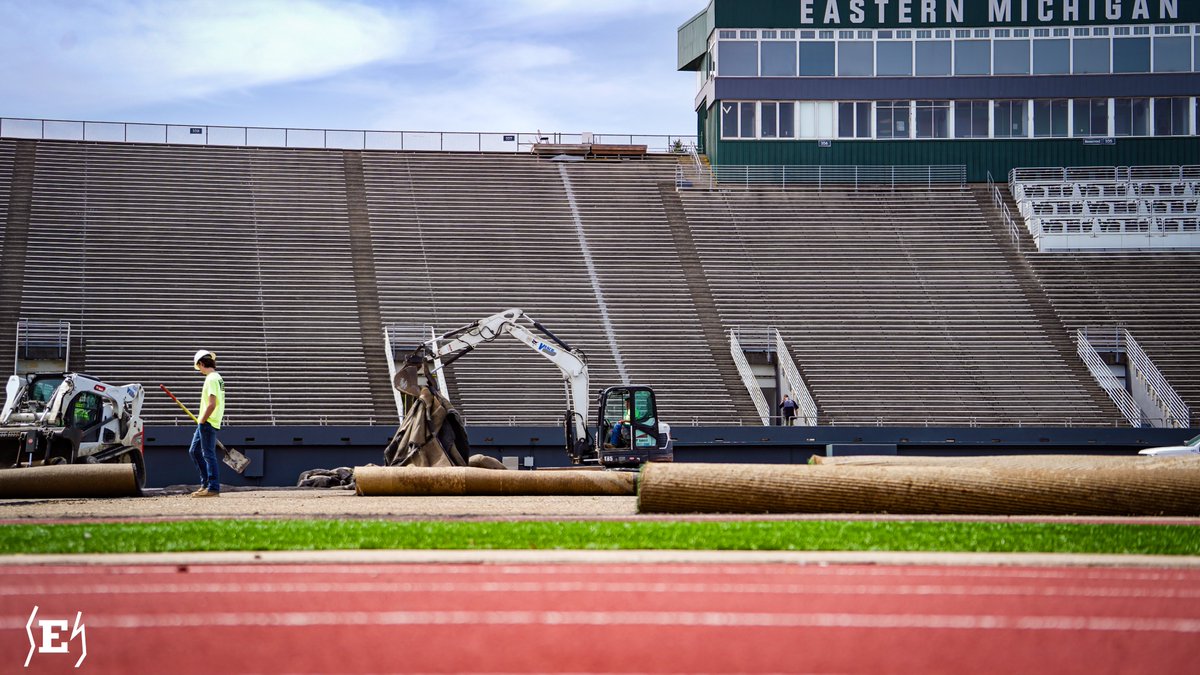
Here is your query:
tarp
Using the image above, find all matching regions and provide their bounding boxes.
[383,386,470,468]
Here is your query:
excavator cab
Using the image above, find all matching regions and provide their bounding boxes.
[594,386,672,467]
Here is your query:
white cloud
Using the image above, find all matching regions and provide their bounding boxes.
[0,0,424,115]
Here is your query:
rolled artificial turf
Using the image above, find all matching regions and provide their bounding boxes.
[0,519,1197,556]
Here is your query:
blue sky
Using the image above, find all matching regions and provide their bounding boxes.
[0,0,703,135]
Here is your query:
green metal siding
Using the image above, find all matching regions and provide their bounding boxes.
[677,3,713,71]
[707,135,1200,183]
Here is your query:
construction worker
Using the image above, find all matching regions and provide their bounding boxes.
[610,399,632,446]
[188,349,225,497]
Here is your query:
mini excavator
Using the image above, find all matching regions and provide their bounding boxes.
[394,309,672,468]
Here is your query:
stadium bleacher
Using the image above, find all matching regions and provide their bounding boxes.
[15,141,376,425]
[679,185,1115,427]
[361,151,743,425]
[4,138,1196,429]
[1011,166,1200,251]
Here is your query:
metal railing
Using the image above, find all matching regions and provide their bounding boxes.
[0,116,696,154]
[987,171,1022,251]
[729,329,772,426]
[684,164,967,191]
[773,329,819,427]
[1011,165,1200,184]
[1123,330,1191,429]
[15,319,71,375]
[1076,327,1144,427]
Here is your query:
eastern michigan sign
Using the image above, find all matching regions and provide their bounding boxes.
[717,0,1197,29]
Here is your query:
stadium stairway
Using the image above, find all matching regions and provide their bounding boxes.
[657,180,762,423]
[361,152,747,426]
[342,151,395,421]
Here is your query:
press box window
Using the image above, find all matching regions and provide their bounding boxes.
[838,102,872,139]
[761,102,796,139]
[877,41,913,76]
[721,102,758,139]
[838,41,874,76]
[1154,98,1190,136]
[1073,99,1109,137]
[799,42,835,76]
[916,101,950,139]
[761,41,797,76]
[994,100,1028,138]
[1114,98,1151,137]
[798,102,835,139]
[876,101,911,139]
[1073,39,1110,74]
[1153,37,1191,72]
[955,101,989,138]
[994,40,1031,75]
[1113,38,1151,73]
[719,41,759,76]
[915,41,951,76]
[1034,100,1069,138]
[1033,40,1070,74]
[955,41,990,75]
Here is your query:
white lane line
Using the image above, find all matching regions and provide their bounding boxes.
[0,610,1198,633]
[4,581,1199,600]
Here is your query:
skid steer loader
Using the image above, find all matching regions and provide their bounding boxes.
[1,373,147,488]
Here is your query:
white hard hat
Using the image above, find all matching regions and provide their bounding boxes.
[193,349,216,370]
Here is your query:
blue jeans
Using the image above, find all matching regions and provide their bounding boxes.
[189,423,221,492]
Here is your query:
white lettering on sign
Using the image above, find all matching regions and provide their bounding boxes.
[922,0,937,22]
[850,0,866,23]
[24,606,87,668]
[946,0,963,22]
[789,0,1182,25]
[990,0,1011,22]
[825,0,842,23]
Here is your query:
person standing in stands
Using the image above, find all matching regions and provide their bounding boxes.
[778,394,799,426]
[189,349,225,497]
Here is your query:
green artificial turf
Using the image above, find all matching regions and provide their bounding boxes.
[0,520,1197,556]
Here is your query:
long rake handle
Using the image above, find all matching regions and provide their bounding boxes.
[159,384,201,424]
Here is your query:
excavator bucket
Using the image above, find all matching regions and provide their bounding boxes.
[393,353,425,398]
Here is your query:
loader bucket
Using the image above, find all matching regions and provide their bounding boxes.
[0,463,141,499]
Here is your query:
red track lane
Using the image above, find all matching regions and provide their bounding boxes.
[3,563,1199,674]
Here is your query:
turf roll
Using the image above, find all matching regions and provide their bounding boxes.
[637,458,1200,516]
[355,466,636,496]
[0,463,141,499]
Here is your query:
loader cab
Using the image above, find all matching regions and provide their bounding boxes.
[596,386,672,467]
[27,374,65,408]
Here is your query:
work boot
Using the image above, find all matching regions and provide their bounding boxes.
[190,488,219,498]
[188,487,208,497]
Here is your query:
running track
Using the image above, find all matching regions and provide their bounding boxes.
[3,562,1198,674]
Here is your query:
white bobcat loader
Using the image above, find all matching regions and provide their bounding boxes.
[1,372,147,490]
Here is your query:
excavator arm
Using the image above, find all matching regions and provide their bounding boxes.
[395,309,593,459]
